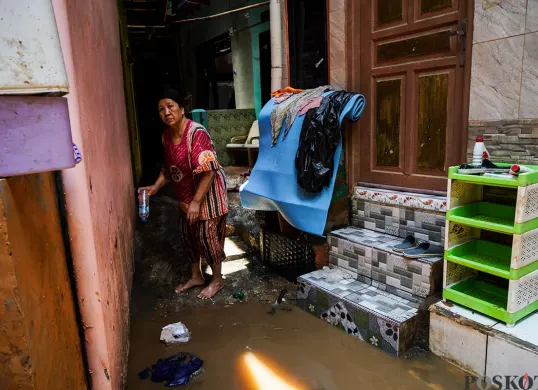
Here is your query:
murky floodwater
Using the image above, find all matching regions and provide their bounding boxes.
[127,303,469,390]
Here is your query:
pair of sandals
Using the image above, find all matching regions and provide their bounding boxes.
[392,235,443,258]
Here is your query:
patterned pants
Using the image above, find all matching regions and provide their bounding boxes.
[180,214,227,268]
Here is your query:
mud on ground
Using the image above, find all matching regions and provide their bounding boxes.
[132,194,296,318]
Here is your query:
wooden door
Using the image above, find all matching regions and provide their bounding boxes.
[359,0,470,192]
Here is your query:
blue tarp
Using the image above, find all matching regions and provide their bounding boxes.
[240,91,365,236]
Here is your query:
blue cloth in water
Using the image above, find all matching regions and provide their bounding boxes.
[240,91,365,236]
[139,353,203,387]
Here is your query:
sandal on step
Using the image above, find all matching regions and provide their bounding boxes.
[403,242,443,258]
[392,235,420,253]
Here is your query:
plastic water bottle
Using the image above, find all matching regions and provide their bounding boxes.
[138,189,150,222]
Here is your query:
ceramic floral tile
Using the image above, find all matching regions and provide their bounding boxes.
[297,273,419,357]
[353,186,447,213]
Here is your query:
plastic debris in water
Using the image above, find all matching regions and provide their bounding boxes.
[280,307,292,312]
[272,288,288,306]
[267,308,276,316]
[233,291,245,300]
[160,322,190,344]
[139,353,203,387]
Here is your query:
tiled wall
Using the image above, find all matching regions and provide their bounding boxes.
[469,1,538,121]
[468,1,538,166]
[351,200,446,245]
[206,109,256,166]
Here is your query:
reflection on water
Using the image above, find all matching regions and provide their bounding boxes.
[241,351,309,390]
[128,303,470,390]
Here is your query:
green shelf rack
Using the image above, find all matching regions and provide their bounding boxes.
[443,164,538,326]
[448,164,538,188]
[443,277,538,325]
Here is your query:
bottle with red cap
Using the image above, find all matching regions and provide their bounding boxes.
[510,164,533,175]
[472,137,489,167]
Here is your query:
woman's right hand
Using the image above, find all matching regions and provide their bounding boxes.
[138,185,157,197]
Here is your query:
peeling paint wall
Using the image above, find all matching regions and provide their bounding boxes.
[52,0,135,388]
[0,174,87,390]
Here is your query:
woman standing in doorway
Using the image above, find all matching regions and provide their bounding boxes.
[139,90,228,299]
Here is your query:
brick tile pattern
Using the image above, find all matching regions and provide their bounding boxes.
[467,119,538,166]
[351,200,446,245]
[329,227,443,299]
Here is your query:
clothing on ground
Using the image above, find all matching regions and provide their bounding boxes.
[161,120,228,220]
[295,91,357,193]
[270,86,331,146]
[139,353,204,386]
[180,214,227,269]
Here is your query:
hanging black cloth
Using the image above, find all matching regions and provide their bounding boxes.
[295,91,355,193]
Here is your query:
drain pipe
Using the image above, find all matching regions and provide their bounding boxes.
[270,0,283,92]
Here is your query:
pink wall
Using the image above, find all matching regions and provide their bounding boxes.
[53,1,135,389]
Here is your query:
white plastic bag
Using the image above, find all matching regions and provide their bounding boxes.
[160,322,190,344]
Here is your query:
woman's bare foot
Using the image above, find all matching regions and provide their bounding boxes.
[198,277,224,300]
[175,277,205,294]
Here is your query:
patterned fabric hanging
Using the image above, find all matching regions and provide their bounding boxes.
[270,85,331,146]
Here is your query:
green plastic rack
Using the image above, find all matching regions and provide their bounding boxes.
[443,164,538,326]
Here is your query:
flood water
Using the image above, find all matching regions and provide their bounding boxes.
[127,303,470,390]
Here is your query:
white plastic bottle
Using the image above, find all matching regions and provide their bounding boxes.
[510,164,533,175]
[138,189,150,222]
[472,137,489,167]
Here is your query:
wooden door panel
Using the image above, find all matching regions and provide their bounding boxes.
[375,29,455,67]
[412,68,455,175]
[374,76,406,171]
[373,0,409,31]
[359,0,468,191]
[416,0,458,20]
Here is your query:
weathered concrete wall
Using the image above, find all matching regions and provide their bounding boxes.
[467,2,538,165]
[327,0,348,90]
[231,29,255,109]
[0,174,87,390]
[53,1,135,388]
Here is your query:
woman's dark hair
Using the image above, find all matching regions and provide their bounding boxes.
[157,89,185,108]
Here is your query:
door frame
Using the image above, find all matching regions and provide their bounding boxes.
[345,0,474,194]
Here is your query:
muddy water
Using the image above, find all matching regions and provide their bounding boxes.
[127,303,469,390]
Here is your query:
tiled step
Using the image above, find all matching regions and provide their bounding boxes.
[297,268,419,357]
[328,227,443,301]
